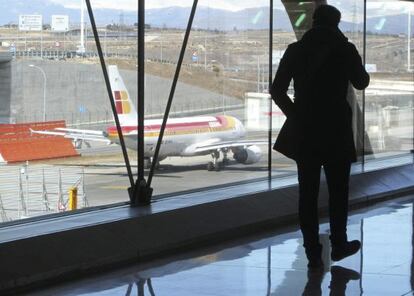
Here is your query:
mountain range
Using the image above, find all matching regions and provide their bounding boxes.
[0,1,411,36]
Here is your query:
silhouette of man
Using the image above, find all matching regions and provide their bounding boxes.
[271,5,370,269]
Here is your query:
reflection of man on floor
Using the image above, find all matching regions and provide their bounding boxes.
[271,4,370,269]
[302,265,360,296]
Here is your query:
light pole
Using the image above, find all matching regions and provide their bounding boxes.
[29,64,47,121]
[408,7,412,72]
[78,0,86,54]
[213,60,226,114]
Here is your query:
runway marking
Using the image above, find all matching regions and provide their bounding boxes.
[101,185,129,190]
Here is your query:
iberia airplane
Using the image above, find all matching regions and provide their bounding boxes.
[32,65,265,171]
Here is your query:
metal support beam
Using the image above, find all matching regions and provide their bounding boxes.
[268,0,274,178]
[84,0,135,189]
[147,0,199,188]
[138,0,145,188]
[129,0,153,206]
[362,0,367,171]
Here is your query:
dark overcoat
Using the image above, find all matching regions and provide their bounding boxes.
[271,26,370,163]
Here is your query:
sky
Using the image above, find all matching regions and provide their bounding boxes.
[51,0,414,15]
[51,0,275,11]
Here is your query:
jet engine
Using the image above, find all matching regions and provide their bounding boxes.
[233,145,262,164]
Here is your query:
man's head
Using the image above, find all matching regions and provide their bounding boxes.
[312,5,341,28]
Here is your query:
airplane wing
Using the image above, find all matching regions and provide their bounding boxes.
[30,128,111,144]
[190,140,268,153]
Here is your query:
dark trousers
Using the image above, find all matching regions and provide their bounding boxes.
[297,159,351,253]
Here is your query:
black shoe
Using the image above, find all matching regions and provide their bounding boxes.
[329,266,360,294]
[330,266,360,281]
[331,240,361,261]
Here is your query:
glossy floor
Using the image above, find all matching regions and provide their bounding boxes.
[29,196,414,296]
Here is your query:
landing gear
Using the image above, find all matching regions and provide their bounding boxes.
[222,149,230,165]
[207,161,215,171]
[207,150,222,171]
[74,139,83,149]
[144,157,160,170]
[144,158,151,169]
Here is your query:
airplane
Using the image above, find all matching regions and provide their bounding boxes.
[31,65,266,171]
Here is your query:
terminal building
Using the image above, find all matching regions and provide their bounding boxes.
[0,1,413,295]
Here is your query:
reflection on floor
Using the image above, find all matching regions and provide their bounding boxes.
[29,195,414,296]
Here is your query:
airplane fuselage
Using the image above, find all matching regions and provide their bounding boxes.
[106,115,246,158]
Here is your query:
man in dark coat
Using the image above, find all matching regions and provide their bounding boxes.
[271,5,370,269]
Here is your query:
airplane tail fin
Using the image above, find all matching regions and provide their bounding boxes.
[108,65,137,125]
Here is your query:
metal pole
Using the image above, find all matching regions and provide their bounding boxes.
[204,35,207,70]
[84,0,135,188]
[147,0,199,188]
[18,170,27,217]
[29,65,47,121]
[79,0,86,54]
[42,168,49,211]
[40,30,43,59]
[128,0,153,206]
[82,167,88,207]
[359,219,364,295]
[25,162,29,217]
[85,23,88,52]
[58,168,63,211]
[138,0,145,185]
[222,61,225,114]
[267,246,271,296]
[42,70,46,121]
[0,194,7,223]
[408,9,411,72]
[268,0,273,178]
[362,0,367,171]
[411,205,414,293]
[257,55,260,92]
[161,38,163,61]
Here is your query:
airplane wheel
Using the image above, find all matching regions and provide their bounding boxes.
[207,162,214,171]
[144,158,151,169]
[223,158,230,165]
[215,164,221,172]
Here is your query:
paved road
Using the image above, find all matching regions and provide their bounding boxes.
[82,149,296,206]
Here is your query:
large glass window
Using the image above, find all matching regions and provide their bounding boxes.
[271,1,299,178]
[147,1,271,197]
[365,1,414,162]
[0,0,136,223]
[339,0,366,170]
[271,1,366,178]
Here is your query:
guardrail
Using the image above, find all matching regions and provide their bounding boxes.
[13,50,137,60]
[0,164,88,222]
[13,50,210,68]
